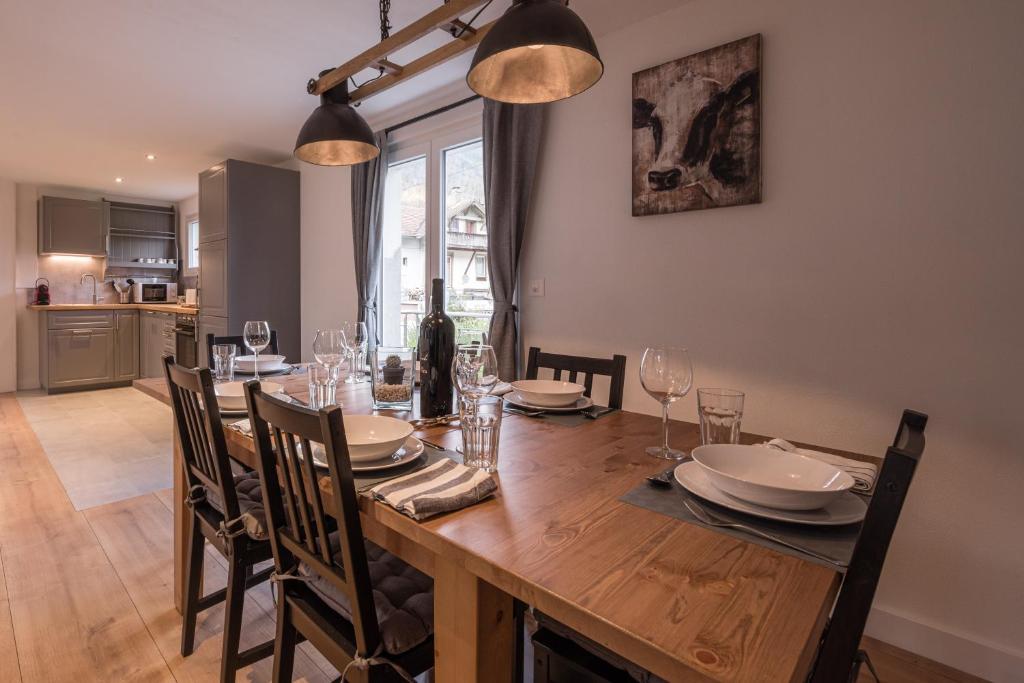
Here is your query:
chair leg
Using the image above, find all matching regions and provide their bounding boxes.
[273,596,297,683]
[180,513,205,657]
[220,553,248,683]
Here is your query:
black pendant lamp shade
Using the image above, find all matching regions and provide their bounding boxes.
[467,0,603,104]
[294,74,379,166]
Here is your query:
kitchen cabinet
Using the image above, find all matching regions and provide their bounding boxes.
[198,164,227,243]
[114,311,139,381]
[197,315,229,369]
[197,240,228,318]
[197,159,300,363]
[39,196,109,256]
[46,329,116,390]
[140,310,176,378]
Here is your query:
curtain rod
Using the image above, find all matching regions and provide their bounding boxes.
[384,94,482,135]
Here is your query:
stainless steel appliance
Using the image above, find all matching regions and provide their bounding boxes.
[175,313,198,369]
[131,282,178,303]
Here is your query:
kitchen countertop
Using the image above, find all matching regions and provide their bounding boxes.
[28,303,199,314]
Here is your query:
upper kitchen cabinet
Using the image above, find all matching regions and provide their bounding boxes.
[38,196,109,255]
[198,164,228,243]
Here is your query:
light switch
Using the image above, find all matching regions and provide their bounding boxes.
[528,278,545,297]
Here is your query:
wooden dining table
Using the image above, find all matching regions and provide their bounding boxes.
[134,373,875,683]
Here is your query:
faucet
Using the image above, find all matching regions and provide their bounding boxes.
[80,273,98,304]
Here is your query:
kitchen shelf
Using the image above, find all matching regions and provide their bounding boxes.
[107,260,178,269]
[109,228,176,240]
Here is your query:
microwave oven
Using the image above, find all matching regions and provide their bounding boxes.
[131,282,178,303]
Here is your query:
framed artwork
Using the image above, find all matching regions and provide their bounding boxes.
[632,34,762,216]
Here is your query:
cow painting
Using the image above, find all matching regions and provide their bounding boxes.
[632,35,762,216]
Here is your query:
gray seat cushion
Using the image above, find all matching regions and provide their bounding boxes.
[203,471,269,541]
[300,533,433,655]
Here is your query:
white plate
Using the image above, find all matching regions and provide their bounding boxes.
[309,436,425,472]
[214,380,284,411]
[674,461,866,526]
[692,444,855,510]
[506,393,594,413]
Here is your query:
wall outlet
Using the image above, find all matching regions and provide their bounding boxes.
[528,278,545,297]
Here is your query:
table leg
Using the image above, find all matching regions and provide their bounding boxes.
[433,555,516,683]
[173,429,187,614]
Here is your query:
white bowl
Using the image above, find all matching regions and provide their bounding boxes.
[691,444,856,510]
[234,354,287,373]
[343,415,414,462]
[214,380,284,412]
[509,379,586,408]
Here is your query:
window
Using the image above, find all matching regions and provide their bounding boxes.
[185,216,199,275]
[380,125,491,346]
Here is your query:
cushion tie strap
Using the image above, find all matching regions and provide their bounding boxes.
[269,568,313,584]
[340,643,415,683]
[216,516,248,539]
[184,485,207,508]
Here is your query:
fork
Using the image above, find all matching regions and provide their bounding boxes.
[682,499,845,567]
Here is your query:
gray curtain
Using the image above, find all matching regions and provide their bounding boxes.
[483,99,547,381]
[351,131,389,350]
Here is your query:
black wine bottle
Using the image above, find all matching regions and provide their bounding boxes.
[418,278,456,417]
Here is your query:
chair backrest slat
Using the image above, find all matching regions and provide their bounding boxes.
[809,409,928,683]
[162,355,241,518]
[244,382,383,655]
[207,331,279,369]
[526,347,628,410]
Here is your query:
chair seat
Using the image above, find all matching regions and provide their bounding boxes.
[204,471,269,541]
[300,533,433,656]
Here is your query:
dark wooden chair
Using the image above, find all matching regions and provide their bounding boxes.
[531,409,929,683]
[243,381,435,683]
[525,346,627,410]
[206,330,280,369]
[161,355,275,683]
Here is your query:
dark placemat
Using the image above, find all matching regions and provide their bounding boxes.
[354,443,457,492]
[620,467,864,570]
[506,407,617,428]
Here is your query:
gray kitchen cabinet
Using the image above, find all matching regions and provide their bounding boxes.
[139,310,176,378]
[39,196,109,256]
[198,164,228,243]
[197,159,300,362]
[45,328,116,390]
[198,240,228,318]
[197,315,228,369]
[114,311,139,381]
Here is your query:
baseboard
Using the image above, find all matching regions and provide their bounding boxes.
[865,605,1024,682]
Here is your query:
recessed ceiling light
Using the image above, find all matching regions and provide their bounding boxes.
[115,177,124,183]
[145,154,156,160]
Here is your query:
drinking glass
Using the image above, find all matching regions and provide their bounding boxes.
[639,347,694,460]
[460,394,503,472]
[211,344,236,383]
[341,321,368,384]
[307,363,340,410]
[697,388,745,445]
[313,329,346,370]
[243,320,271,380]
[452,344,499,402]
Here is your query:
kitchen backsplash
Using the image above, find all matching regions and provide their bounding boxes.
[31,256,118,304]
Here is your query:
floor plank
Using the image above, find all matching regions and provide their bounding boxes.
[858,636,988,683]
[0,394,174,683]
[0,549,22,683]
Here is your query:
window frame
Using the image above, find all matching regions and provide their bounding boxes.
[184,214,199,276]
[380,120,485,341]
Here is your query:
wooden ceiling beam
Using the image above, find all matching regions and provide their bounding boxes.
[350,20,495,103]
[311,0,490,95]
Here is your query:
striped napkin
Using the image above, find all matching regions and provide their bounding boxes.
[763,439,878,493]
[369,458,497,520]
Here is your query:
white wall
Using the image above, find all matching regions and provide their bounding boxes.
[520,0,1024,680]
[0,179,16,393]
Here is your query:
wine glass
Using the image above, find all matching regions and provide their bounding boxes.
[243,320,271,381]
[452,344,499,402]
[341,321,368,384]
[639,347,694,460]
[313,328,345,370]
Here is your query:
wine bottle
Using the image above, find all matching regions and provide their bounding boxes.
[418,278,456,417]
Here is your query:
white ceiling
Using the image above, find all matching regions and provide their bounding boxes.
[0,0,681,201]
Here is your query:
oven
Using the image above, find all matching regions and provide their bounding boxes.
[174,313,198,369]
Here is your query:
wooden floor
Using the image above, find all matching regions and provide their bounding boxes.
[0,393,987,682]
